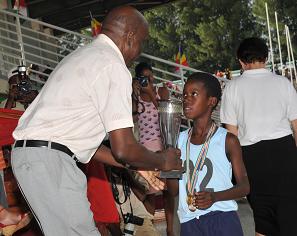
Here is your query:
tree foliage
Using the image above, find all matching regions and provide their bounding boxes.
[144,0,296,72]
[253,0,297,65]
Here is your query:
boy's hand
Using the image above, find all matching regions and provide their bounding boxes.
[194,191,215,209]
[161,147,182,171]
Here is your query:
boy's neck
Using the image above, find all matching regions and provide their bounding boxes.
[192,118,213,137]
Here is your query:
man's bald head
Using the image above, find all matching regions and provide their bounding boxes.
[101,6,149,66]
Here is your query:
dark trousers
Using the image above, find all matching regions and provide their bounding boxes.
[180,211,243,236]
[242,135,297,236]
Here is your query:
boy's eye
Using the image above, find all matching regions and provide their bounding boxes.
[192,91,198,96]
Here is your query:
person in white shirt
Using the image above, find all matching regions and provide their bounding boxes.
[220,37,297,236]
[11,6,182,236]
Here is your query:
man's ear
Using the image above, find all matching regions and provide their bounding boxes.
[239,59,246,69]
[127,31,135,47]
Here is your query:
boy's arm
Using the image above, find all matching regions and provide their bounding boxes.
[166,179,179,197]
[195,132,250,209]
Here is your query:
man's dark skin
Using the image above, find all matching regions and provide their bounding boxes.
[91,7,182,173]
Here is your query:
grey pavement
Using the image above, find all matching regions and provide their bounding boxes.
[155,198,255,236]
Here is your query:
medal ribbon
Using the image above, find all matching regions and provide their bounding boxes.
[186,122,217,196]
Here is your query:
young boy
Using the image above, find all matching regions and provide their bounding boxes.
[167,72,250,236]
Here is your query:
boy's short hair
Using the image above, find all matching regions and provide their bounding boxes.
[135,62,152,77]
[187,72,222,108]
[237,37,268,64]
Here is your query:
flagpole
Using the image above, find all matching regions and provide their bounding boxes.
[286,26,297,84]
[275,11,283,75]
[178,41,185,87]
[285,25,293,84]
[265,3,275,73]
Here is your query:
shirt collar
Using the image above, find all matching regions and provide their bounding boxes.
[94,34,126,65]
[242,68,270,75]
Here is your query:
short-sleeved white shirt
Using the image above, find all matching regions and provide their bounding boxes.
[13,34,134,163]
[220,68,297,146]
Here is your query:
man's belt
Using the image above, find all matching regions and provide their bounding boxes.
[14,140,78,161]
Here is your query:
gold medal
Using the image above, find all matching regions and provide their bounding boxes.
[187,195,196,212]
[187,195,193,205]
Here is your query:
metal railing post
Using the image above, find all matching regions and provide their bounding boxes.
[179,66,185,87]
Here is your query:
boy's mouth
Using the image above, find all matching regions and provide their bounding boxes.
[183,106,192,112]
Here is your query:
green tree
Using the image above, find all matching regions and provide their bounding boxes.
[144,0,257,73]
[253,0,297,66]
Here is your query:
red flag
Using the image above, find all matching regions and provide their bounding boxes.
[174,44,188,73]
[174,50,181,73]
[13,0,27,16]
[91,17,102,37]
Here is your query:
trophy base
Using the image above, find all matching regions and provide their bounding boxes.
[160,170,183,179]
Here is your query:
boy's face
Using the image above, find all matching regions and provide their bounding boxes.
[182,80,213,120]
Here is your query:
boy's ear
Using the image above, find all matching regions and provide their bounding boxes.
[209,97,218,108]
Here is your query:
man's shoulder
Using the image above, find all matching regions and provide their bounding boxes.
[223,76,241,90]
[79,42,122,66]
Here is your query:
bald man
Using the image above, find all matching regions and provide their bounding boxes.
[11,6,182,236]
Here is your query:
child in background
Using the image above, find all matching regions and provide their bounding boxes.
[167,72,249,236]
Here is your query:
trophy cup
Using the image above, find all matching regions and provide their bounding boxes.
[158,100,183,178]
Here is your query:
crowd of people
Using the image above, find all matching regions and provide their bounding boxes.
[0,5,296,236]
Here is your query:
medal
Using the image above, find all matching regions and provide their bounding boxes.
[185,122,216,212]
[186,194,193,205]
[187,195,196,212]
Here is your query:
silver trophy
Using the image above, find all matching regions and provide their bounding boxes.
[158,100,183,178]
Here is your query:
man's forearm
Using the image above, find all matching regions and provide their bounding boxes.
[93,143,164,171]
[110,142,165,171]
[109,128,180,171]
[92,145,123,168]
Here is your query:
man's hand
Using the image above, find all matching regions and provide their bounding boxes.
[161,147,182,172]
[194,191,215,209]
[137,170,165,191]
